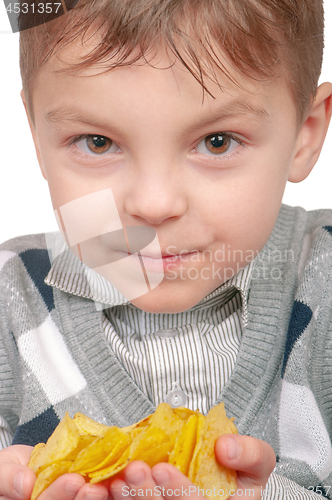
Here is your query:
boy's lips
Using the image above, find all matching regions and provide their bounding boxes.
[119,250,198,259]
[143,252,194,258]
[118,250,199,272]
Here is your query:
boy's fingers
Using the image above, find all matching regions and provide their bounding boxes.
[1,445,35,467]
[215,435,276,487]
[38,473,86,500]
[0,463,36,500]
[73,482,109,500]
[152,463,210,500]
[110,461,162,500]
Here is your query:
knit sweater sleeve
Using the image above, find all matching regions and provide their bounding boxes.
[0,245,26,438]
[260,209,332,499]
[0,234,58,442]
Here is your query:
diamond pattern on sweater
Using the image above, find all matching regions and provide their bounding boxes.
[19,249,55,312]
[282,301,313,377]
[12,406,60,446]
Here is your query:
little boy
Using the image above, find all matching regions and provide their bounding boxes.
[0,0,332,499]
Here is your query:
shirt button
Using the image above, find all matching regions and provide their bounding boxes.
[155,329,178,338]
[165,389,188,408]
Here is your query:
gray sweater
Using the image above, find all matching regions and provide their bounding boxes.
[0,204,332,498]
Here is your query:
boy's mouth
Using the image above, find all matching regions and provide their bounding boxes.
[118,250,199,272]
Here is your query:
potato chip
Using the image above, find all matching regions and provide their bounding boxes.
[190,403,238,500]
[130,426,172,467]
[70,427,130,473]
[73,413,109,437]
[28,402,238,499]
[169,414,198,475]
[29,413,81,475]
[31,461,74,500]
[147,402,185,449]
[149,403,184,434]
[173,407,196,420]
[129,426,170,460]
[28,443,46,473]
[89,448,130,483]
[188,412,205,481]
[121,414,152,434]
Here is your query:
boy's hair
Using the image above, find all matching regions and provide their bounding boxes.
[20,0,324,124]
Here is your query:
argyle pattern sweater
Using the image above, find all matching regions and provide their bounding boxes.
[1,204,332,499]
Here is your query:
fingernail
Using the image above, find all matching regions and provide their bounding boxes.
[13,471,24,498]
[225,436,241,460]
[125,468,146,486]
[65,481,83,496]
[152,468,170,486]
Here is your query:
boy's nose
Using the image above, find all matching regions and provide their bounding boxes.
[123,171,187,225]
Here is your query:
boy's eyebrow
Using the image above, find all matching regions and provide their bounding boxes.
[44,105,106,128]
[186,100,270,132]
[44,100,270,129]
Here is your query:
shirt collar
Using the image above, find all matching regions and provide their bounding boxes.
[44,232,255,325]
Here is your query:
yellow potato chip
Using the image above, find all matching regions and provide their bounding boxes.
[28,402,238,499]
[190,403,238,500]
[127,426,146,440]
[188,412,205,481]
[29,413,81,475]
[73,413,109,437]
[169,414,198,475]
[31,461,74,500]
[150,403,182,430]
[148,402,185,447]
[89,448,130,483]
[28,443,46,473]
[130,428,172,467]
[135,440,172,468]
[70,427,131,473]
[173,407,196,420]
[121,414,152,434]
[129,425,170,460]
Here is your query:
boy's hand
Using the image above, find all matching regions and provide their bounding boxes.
[110,435,276,500]
[0,445,108,500]
[0,445,36,500]
[215,434,276,499]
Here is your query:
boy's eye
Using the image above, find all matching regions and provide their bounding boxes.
[71,135,120,155]
[195,133,241,156]
[205,134,231,154]
[87,136,112,154]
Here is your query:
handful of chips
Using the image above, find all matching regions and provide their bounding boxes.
[28,403,237,500]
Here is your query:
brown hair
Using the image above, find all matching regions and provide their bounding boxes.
[20,0,325,124]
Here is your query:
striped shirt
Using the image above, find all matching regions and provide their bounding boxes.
[101,262,254,415]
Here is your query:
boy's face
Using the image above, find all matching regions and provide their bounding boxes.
[28,41,301,313]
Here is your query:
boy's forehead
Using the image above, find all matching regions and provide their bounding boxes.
[36,38,288,125]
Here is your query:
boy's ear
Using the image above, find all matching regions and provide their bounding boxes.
[20,90,47,180]
[288,82,332,183]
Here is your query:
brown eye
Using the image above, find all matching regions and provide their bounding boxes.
[86,136,113,154]
[205,134,231,154]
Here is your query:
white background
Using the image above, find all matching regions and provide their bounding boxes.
[0,2,331,244]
